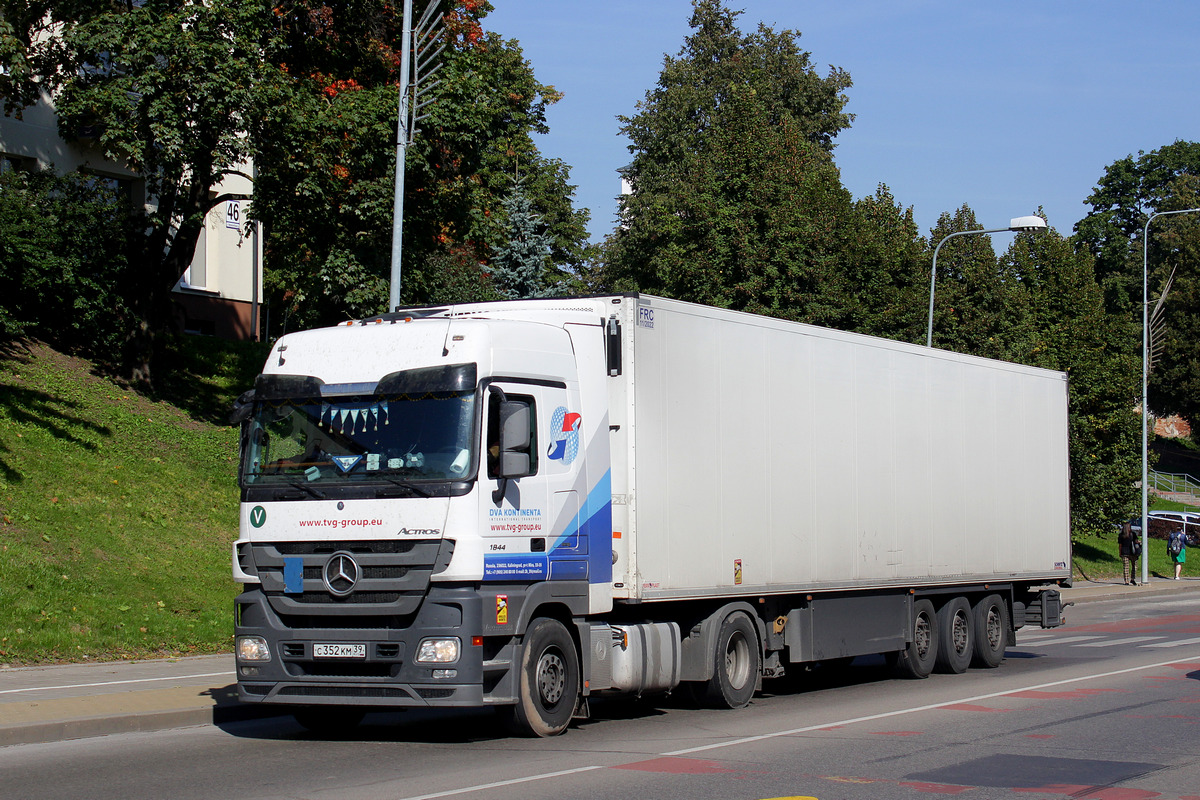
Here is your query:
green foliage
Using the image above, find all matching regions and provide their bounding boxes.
[839,186,930,342]
[0,339,252,664]
[0,169,134,361]
[601,0,859,320]
[1006,221,1142,535]
[490,188,554,298]
[1,0,286,381]
[253,1,591,331]
[1074,141,1200,424]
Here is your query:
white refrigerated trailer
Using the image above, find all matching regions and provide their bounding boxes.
[230,294,1071,736]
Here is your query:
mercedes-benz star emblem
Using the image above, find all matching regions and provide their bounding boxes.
[323,552,360,597]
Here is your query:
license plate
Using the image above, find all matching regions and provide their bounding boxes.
[313,643,366,659]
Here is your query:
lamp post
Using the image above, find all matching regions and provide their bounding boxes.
[926,216,1048,348]
[1141,207,1200,585]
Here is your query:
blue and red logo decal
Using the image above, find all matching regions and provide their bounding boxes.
[547,407,582,464]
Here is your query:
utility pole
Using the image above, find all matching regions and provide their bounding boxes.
[388,0,445,312]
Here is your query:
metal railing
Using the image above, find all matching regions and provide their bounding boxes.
[1150,470,1200,499]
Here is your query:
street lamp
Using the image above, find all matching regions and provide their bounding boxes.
[926,216,1048,348]
[1141,207,1200,585]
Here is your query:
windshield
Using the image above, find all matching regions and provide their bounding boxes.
[241,374,477,487]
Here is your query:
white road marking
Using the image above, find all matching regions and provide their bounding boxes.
[392,654,1200,800]
[1076,636,1163,647]
[1019,635,1103,645]
[1144,636,1200,648]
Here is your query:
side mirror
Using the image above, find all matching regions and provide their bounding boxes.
[228,389,256,426]
[497,400,532,478]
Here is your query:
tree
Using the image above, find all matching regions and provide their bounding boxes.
[924,206,1033,360]
[0,0,287,382]
[0,169,134,358]
[2,0,592,363]
[1002,222,1141,535]
[252,1,592,332]
[1074,141,1200,424]
[838,185,929,342]
[601,0,856,319]
[490,188,554,299]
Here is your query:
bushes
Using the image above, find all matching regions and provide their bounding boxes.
[0,169,135,362]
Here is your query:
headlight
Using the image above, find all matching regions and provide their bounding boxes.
[237,635,271,662]
[415,637,460,663]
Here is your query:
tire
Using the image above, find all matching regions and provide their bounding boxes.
[291,707,365,736]
[893,598,938,679]
[703,612,760,709]
[504,617,580,737]
[934,597,973,674]
[971,594,1009,668]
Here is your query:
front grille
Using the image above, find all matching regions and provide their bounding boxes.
[246,538,450,617]
[287,662,398,679]
[416,688,455,699]
[277,685,414,699]
[273,540,422,555]
[287,591,412,605]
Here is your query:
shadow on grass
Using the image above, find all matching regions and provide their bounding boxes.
[146,336,269,426]
[0,340,112,483]
[1072,537,1120,582]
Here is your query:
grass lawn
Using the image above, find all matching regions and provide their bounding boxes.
[1072,497,1200,583]
[0,337,264,665]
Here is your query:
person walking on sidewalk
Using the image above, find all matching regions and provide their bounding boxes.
[1169,526,1187,580]
[1119,521,1141,585]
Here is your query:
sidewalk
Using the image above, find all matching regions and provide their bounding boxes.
[3,578,1199,748]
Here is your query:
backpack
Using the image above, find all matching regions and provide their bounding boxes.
[1131,536,1143,556]
[1169,533,1184,557]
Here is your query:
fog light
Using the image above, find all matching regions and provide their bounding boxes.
[432,669,458,679]
[237,635,271,662]
[415,637,460,663]
[239,665,260,677]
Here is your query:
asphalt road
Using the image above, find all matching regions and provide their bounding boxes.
[4,591,1200,800]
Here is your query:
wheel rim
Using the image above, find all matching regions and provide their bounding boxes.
[952,610,970,654]
[985,607,1003,651]
[536,649,566,706]
[914,613,932,658]
[724,631,752,690]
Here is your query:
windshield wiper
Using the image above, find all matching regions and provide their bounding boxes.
[280,480,327,500]
[377,476,433,498]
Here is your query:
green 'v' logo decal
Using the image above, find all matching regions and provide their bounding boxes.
[250,505,267,528]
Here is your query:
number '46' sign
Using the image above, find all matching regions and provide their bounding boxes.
[226,200,241,231]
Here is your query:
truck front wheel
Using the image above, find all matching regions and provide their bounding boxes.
[505,617,580,737]
[703,612,760,709]
[894,598,938,678]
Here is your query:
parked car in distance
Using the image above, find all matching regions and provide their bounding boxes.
[1148,511,1200,545]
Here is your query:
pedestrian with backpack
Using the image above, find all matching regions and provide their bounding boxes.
[1168,526,1187,580]
[1119,521,1141,585]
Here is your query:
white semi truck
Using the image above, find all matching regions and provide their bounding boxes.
[230,294,1071,736]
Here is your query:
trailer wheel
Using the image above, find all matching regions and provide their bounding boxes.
[505,617,579,737]
[934,597,973,674]
[703,612,760,709]
[894,599,938,679]
[971,594,1009,668]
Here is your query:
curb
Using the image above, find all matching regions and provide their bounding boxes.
[0,703,285,748]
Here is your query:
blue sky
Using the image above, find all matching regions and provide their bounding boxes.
[485,1,1200,246]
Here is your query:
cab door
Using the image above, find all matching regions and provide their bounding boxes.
[481,380,583,583]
